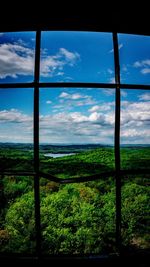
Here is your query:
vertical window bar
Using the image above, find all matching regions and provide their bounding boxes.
[34,30,41,257]
[113,32,121,253]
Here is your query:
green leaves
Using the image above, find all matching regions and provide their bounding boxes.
[4,191,35,253]
[1,177,149,254]
[121,182,150,248]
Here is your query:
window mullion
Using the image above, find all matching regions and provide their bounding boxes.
[34,30,41,257]
[113,32,121,253]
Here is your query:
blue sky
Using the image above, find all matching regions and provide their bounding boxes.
[40,31,114,83]
[119,33,150,84]
[0,32,150,144]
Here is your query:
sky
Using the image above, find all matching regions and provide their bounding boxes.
[0,31,150,144]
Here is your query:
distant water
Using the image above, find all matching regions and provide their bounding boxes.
[44,153,76,158]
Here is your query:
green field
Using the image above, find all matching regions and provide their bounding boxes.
[0,143,150,254]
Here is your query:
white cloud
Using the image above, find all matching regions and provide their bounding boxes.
[40,47,80,77]
[133,59,150,75]
[0,43,34,78]
[58,92,96,106]
[59,92,69,98]
[119,43,123,50]
[56,72,64,76]
[1,97,150,144]
[59,48,80,65]
[134,61,142,68]
[89,105,100,112]
[70,112,88,123]
[46,100,52,104]
[75,98,96,106]
[121,128,141,138]
[72,94,88,100]
[0,41,80,79]
[103,89,115,96]
[134,59,150,68]
[39,110,114,144]
[89,104,112,112]
[0,109,33,143]
[89,112,103,122]
[120,100,150,143]
[138,93,150,101]
[59,92,88,100]
[141,68,150,74]
[0,109,32,123]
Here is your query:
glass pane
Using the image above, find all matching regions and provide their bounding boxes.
[39,88,115,178]
[120,89,150,170]
[0,32,35,83]
[0,88,34,172]
[121,175,150,252]
[0,175,35,253]
[40,177,116,255]
[40,31,114,83]
[118,33,150,85]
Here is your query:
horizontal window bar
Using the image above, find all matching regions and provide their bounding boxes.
[0,83,35,88]
[121,84,150,90]
[1,82,150,90]
[120,169,150,175]
[39,171,116,184]
[1,169,149,180]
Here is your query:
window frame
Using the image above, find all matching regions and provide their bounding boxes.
[0,30,150,262]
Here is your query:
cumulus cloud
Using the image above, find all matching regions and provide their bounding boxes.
[121,100,150,143]
[0,40,80,79]
[0,109,32,123]
[1,97,150,144]
[88,103,113,112]
[39,110,114,144]
[0,109,33,143]
[121,101,150,124]
[0,43,34,78]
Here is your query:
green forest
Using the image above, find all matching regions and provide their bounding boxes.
[0,144,150,255]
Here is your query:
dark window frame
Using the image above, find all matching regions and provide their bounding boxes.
[0,30,150,263]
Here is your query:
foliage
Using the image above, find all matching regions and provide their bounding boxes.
[0,144,150,254]
[4,191,35,253]
[121,182,150,248]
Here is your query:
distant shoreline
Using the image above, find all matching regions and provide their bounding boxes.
[0,142,150,148]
